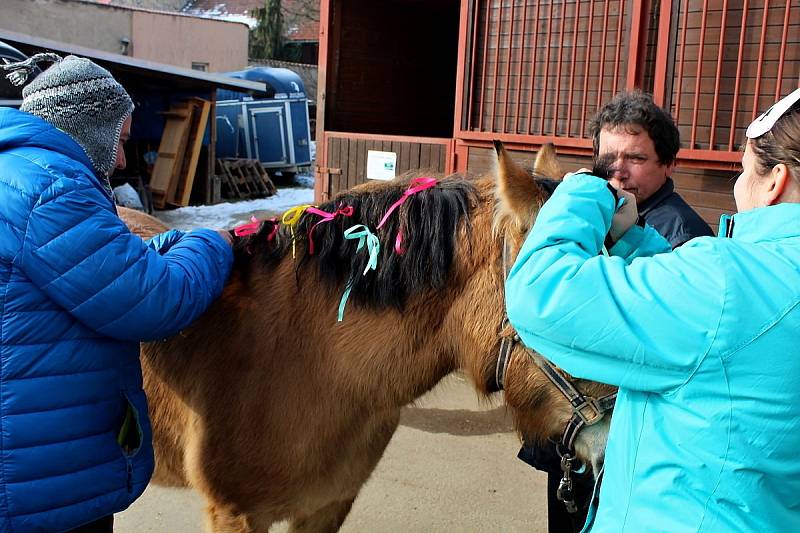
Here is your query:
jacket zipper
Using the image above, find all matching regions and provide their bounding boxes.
[720,214,735,238]
[126,460,133,493]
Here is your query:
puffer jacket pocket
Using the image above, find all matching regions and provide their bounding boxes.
[117,392,143,457]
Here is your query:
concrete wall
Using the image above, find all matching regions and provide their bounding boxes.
[131,12,248,72]
[0,0,248,72]
[0,0,131,55]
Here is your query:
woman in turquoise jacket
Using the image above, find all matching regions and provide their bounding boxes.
[506,88,800,532]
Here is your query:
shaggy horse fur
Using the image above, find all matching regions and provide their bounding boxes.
[119,142,615,532]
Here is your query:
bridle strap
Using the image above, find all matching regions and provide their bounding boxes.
[497,236,616,452]
[495,317,517,390]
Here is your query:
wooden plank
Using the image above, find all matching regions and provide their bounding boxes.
[340,136,350,191]
[672,167,738,193]
[328,137,341,197]
[227,160,252,197]
[217,159,243,199]
[409,142,421,171]
[150,104,192,208]
[430,145,443,173]
[399,142,411,175]
[254,161,277,195]
[347,138,359,189]
[388,141,399,178]
[173,98,212,207]
[419,144,432,171]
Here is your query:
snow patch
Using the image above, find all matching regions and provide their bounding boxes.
[154,187,313,231]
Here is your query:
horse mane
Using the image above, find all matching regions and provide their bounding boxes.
[233,174,479,310]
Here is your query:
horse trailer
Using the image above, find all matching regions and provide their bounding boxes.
[216,67,312,180]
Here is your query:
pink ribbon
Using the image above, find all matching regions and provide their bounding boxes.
[233,216,279,241]
[306,205,354,254]
[234,216,261,237]
[376,177,437,254]
[265,218,279,242]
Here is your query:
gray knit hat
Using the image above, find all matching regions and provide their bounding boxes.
[2,53,133,176]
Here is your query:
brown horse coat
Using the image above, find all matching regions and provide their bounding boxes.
[119,143,614,532]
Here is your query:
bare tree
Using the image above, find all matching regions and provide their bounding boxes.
[249,0,319,62]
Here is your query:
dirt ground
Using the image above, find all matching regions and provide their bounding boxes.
[116,373,548,532]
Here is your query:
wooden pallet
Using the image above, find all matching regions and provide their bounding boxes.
[216,158,277,199]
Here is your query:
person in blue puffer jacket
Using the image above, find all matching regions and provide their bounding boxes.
[0,54,233,532]
[507,87,800,532]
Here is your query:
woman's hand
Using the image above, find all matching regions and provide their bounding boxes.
[216,229,234,247]
[609,188,638,243]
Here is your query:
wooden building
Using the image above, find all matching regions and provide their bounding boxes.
[315,0,799,232]
[0,29,265,206]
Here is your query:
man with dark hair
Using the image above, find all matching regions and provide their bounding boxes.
[519,90,713,532]
[588,89,713,247]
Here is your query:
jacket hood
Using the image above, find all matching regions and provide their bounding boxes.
[0,107,95,173]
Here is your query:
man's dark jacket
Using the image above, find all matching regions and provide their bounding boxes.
[637,178,714,247]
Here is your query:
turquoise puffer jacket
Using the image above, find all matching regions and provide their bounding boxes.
[506,173,800,532]
[0,108,233,532]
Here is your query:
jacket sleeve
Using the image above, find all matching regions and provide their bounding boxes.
[609,223,672,262]
[19,181,234,342]
[505,173,725,393]
[146,229,185,255]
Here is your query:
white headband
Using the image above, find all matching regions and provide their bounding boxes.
[746,87,800,139]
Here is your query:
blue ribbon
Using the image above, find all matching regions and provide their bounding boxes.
[337,225,381,322]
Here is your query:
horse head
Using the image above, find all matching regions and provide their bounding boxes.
[489,141,615,473]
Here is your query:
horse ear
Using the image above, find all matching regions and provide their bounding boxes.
[533,142,563,179]
[493,140,547,233]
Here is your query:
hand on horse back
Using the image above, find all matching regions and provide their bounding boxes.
[118,142,615,533]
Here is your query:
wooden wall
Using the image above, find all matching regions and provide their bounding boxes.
[666,0,800,152]
[324,136,449,198]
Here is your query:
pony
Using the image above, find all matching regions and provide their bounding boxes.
[120,142,615,532]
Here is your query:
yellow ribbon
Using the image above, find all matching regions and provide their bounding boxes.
[281,204,314,258]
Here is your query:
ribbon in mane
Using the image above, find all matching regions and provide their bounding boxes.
[233,216,261,237]
[282,204,314,258]
[337,225,380,322]
[376,177,438,255]
[306,205,355,255]
[233,216,279,255]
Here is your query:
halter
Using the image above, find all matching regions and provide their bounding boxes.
[495,236,616,511]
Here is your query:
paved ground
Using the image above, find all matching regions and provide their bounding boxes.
[116,373,548,532]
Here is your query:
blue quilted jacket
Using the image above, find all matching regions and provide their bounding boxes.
[0,108,233,532]
[507,174,800,532]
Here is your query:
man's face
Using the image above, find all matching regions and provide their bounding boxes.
[112,114,132,176]
[597,125,675,202]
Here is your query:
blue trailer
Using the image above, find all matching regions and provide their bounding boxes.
[216,67,312,179]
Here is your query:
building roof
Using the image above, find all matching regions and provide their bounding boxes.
[184,0,319,41]
[77,0,250,27]
[0,29,266,94]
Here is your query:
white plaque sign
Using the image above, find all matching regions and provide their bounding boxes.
[366,150,397,181]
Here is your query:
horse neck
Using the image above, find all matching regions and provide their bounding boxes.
[441,213,507,398]
[331,289,464,409]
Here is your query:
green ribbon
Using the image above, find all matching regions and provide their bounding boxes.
[337,225,380,322]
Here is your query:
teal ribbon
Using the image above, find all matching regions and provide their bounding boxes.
[337,225,381,322]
